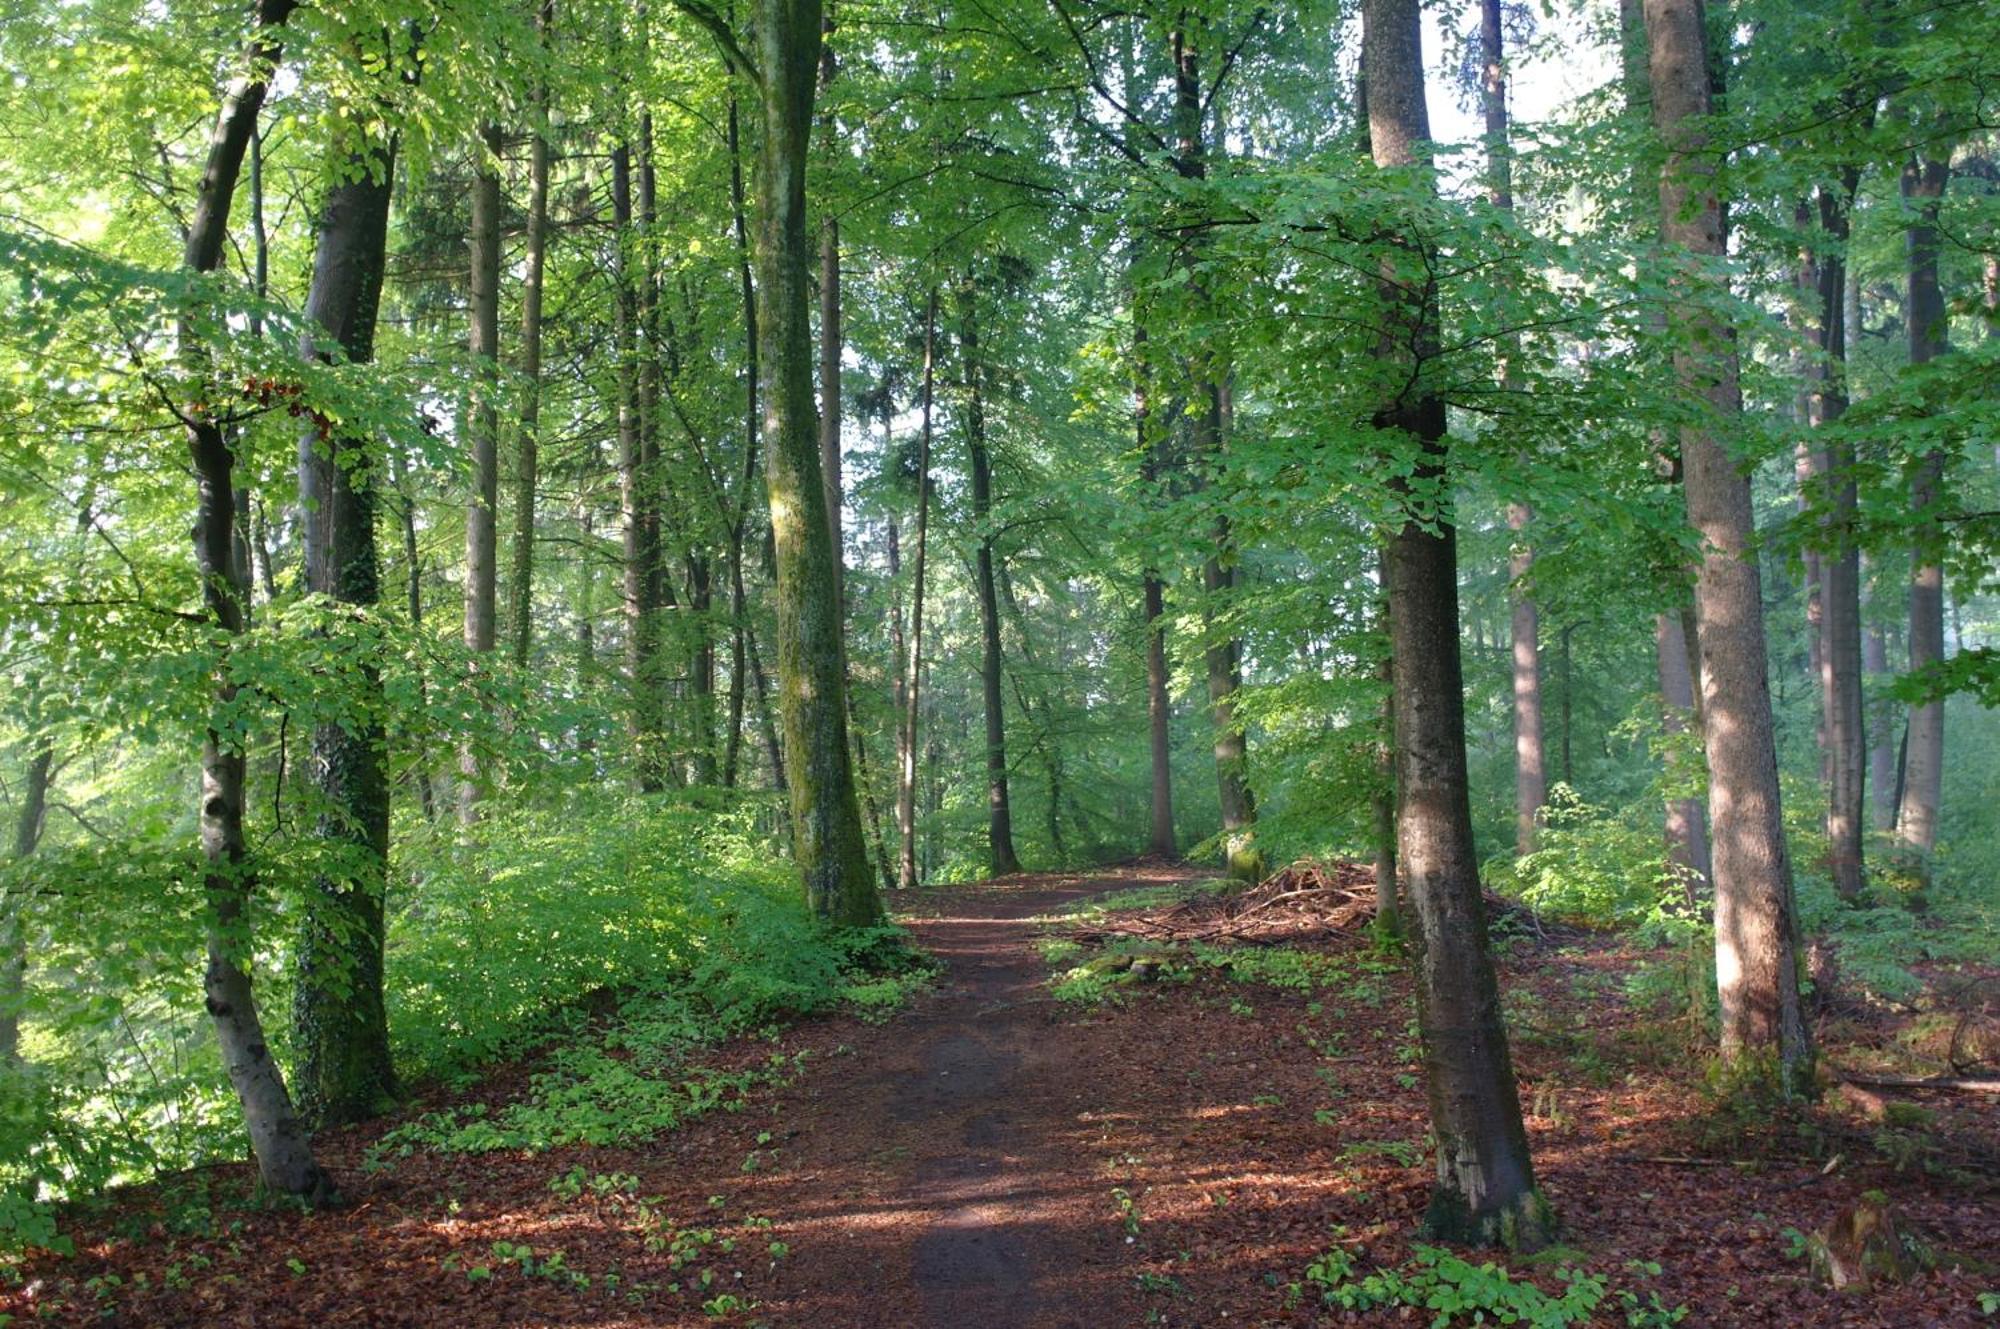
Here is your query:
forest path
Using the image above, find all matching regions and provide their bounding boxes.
[750,864,1198,1327]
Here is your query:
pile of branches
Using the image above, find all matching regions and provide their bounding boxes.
[1074,860,1382,947]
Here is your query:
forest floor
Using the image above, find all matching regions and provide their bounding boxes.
[6,865,1997,1327]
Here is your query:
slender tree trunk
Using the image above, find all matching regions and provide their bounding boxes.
[1647,0,1809,1082]
[1366,0,1545,1247]
[391,450,437,822]
[1173,23,1258,881]
[960,278,1021,876]
[1895,154,1951,859]
[898,290,938,892]
[1482,0,1545,857]
[1656,610,1712,892]
[817,9,844,616]
[461,123,503,824]
[612,141,664,790]
[1,745,51,1066]
[1135,324,1176,858]
[174,0,329,1199]
[509,7,553,667]
[1801,180,1866,897]
[720,94,760,792]
[1864,607,1897,833]
[747,0,878,923]
[1370,608,1399,941]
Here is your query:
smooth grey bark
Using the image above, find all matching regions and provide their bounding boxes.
[1371,605,1399,941]
[294,132,399,1129]
[389,451,437,822]
[960,278,1022,876]
[175,0,329,1198]
[461,122,503,824]
[721,94,760,790]
[897,291,937,893]
[1895,153,1950,858]
[509,4,553,668]
[1366,0,1545,1247]
[1646,0,1809,1081]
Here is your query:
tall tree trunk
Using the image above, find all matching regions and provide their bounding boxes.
[897,290,938,892]
[1135,324,1176,858]
[612,140,664,790]
[509,4,554,668]
[748,0,879,924]
[1895,153,1951,859]
[960,278,1021,876]
[295,129,400,1129]
[1,745,52,1066]
[1482,0,1546,857]
[1647,0,1810,1082]
[1864,608,1897,833]
[174,0,329,1199]
[1171,25,1258,882]
[817,7,844,617]
[391,450,437,822]
[461,123,503,824]
[689,552,719,781]
[1366,0,1545,1247]
[1802,180,1866,898]
[721,93,760,791]
[1370,605,1399,941]
[1656,609,1712,892]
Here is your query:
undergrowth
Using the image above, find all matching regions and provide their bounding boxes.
[1293,1242,1688,1328]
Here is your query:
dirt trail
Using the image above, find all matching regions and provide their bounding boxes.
[758,868,1185,1327]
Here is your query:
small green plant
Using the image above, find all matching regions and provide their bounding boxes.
[1111,1187,1142,1239]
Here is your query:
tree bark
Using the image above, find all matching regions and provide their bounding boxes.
[391,449,437,822]
[1,745,51,1066]
[508,4,554,668]
[748,0,879,924]
[461,122,503,823]
[1895,153,1950,859]
[1863,609,1897,833]
[1366,0,1545,1247]
[1173,21,1258,882]
[960,277,1022,876]
[612,140,665,790]
[1655,610,1712,893]
[294,131,399,1129]
[817,8,844,618]
[897,290,938,893]
[720,95,760,791]
[1646,0,1810,1083]
[1134,322,1176,858]
[1802,180,1865,898]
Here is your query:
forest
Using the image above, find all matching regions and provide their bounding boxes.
[0,0,1996,1322]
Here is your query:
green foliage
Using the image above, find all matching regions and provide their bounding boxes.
[1299,1244,1688,1329]
[1488,786,1696,932]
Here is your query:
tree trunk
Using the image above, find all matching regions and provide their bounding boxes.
[1366,0,1545,1247]
[1174,20,1258,882]
[897,290,938,893]
[1656,610,1712,893]
[294,132,399,1130]
[1802,181,1866,898]
[1482,0,1545,858]
[720,93,760,792]
[461,122,503,823]
[1371,611,1399,941]
[1863,609,1897,833]
[749,0,879,924]
[612,140,664,790]
[960,278,1021,876]
[391,450,437,822]
[1646,0,1810,1083]
[179,3,327,1192]
[817,9,844,617]
[1,745,51,1066]
[509,7,553,668]
[1135,325,1176,858]
[176,3,331,1190]
[1895,154,1950,859]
